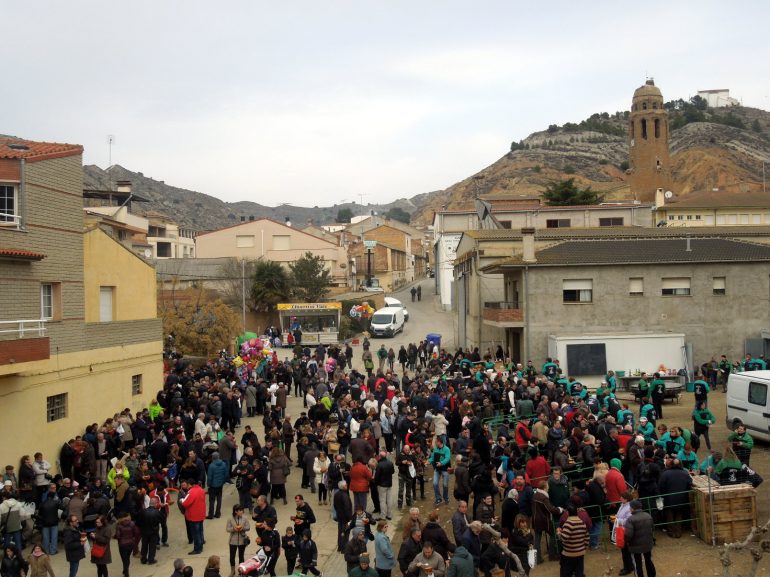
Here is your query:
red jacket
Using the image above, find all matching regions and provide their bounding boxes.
[515,422,531,450]
[605,468,627,505]
[181,484,206,522]
[525,456,551,488]
[349,462,373,493]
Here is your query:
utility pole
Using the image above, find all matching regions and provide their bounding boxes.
[241,259,246,333]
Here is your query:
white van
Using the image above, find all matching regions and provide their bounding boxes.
[384,296,409,322]
[369,306,405,337]
[726,371,770,442]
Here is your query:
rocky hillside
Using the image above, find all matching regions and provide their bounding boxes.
[410,106,770,224]
[84,164,425,232]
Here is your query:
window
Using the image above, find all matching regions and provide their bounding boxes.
[546,219,571,228]
[599,217,624,227]
[563,279,593,303]
[156,242,171,257]
[272,235,291,250]
[46,393,67,422]
[716,215,726,225]
[695,215,702,220]
[661,277,691,296]
[629,277,644,296]
[41,284,53,320]
[668,215,675,221]
[641,119,648,139]
[687,215,693,220]
[654,118,660,138]
[40,283,62,321]
[99,286,114,322]
[132,374,143,395]
[236,235,255,248]
[748,382,767,406]
[740,214,749,225]
[752,214,762,225]
[499,220,512,229]
[713,277,726,295]
[0,184,17,225]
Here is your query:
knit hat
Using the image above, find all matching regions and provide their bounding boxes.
[630,500,643,510]
[610,458,622,471]
[359,554,370,564]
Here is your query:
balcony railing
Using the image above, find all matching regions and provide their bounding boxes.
[483,300,520,309]
[0,319,47,338]
[0,212,22,229]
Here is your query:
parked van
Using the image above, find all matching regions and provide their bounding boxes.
[384,296,409,321]
[369,306,405,337]
[726,371,770,442]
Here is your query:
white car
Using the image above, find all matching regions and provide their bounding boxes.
[384,296,409,321]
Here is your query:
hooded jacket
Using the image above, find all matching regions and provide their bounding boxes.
[447,546,475,577]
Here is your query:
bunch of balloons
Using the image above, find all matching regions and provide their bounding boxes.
[349,303,374,319]
[233,337,277,378]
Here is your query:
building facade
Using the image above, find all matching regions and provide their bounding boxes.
[655,190,770,227]
[481,234,770,369]
[0,138,162,468]
[195,218,350,288]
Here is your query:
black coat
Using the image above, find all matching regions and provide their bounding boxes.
[398,537,422,574]
[658,466,693,507]
[624,510,655,554]
[137,507,163,535]
[63,526,86,562]
[421,521,455,559]
[333,490,353,525]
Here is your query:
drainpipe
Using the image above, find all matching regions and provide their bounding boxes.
[524,265,530,361]
[19,159,26,231]
[476,238,482,351]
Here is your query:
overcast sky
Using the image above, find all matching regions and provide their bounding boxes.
[5,1,769,207]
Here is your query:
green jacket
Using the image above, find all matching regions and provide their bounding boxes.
[650,379,666,397]
[429,445,452,468]
[349,566,378,577]
[728,432,754,450]
[692,408,715,426]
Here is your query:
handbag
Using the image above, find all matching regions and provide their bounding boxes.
[408,463,416,479]
[91,542,107,560]
[243,535,251,546]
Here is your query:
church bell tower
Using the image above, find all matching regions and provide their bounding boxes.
[627,79,673,201]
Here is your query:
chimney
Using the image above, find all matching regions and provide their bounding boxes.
[654,188,665,208]
[116,180,132,194]
[285,217,292,227]
[686,237,692,252]
[521,228,536,263]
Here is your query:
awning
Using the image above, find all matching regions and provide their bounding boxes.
[0,248,47,261]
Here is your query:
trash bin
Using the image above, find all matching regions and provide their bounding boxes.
[426,333,441,351]
[686,382,695,393]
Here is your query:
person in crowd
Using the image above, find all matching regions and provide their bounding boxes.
[226,505,250,577]
[624,500,656,577]
[557,503,588,577]
[374,520,395,577]
[26,544,54,577]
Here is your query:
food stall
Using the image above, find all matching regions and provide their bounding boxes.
[277,302,341,346]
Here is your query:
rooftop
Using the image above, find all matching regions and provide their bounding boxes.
[0,137,83,162]
[483,237,770,270]
[0,247,47,261]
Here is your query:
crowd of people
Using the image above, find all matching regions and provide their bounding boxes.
[0,339,764,577]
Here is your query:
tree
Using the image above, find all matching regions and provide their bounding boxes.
[751,119,762,133]
[385,206,411,224]
[289,252,332,302]
[218,258,257,310]
[251,260,290,312]
[336,208,353,223]
[160,290,241,356]
[541,178,604,206]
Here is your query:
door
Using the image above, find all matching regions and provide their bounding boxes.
[745,379,770,439]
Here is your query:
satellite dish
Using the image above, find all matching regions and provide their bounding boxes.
[144,249,152,258]
[664,191,673,199]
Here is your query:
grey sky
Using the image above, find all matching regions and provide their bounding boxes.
[5,1,769,207]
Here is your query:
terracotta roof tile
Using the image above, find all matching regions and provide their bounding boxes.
[0,247,47,260]
[0,137,83,162]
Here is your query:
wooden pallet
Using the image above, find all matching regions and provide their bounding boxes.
[691,483,756,545]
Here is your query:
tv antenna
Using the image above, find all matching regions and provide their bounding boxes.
[107,134,115,167]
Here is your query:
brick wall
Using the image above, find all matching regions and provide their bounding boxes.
[84,318,163,350]
[482,307,524,323]
[0,337,50,364]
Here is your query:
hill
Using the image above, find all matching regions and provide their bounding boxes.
[83,164,425,232]
[409,105,770,224]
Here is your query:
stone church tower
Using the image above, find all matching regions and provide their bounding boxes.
[628,79,673,201]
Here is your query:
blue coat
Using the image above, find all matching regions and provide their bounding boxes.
[207,459,229,488]
[374,532,395,570]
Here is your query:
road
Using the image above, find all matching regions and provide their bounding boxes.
[370,278,455,356]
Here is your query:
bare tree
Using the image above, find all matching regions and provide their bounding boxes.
[218,257,257,310]
[720,517,770,577]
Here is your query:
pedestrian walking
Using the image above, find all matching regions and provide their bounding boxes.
[624,500,656,577]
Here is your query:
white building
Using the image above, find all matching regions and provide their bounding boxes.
[696,89,739,108]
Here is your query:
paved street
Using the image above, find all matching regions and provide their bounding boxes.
[41,277,453,577]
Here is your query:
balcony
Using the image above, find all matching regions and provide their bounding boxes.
[0,319,50,368]
[482,301,524,327]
